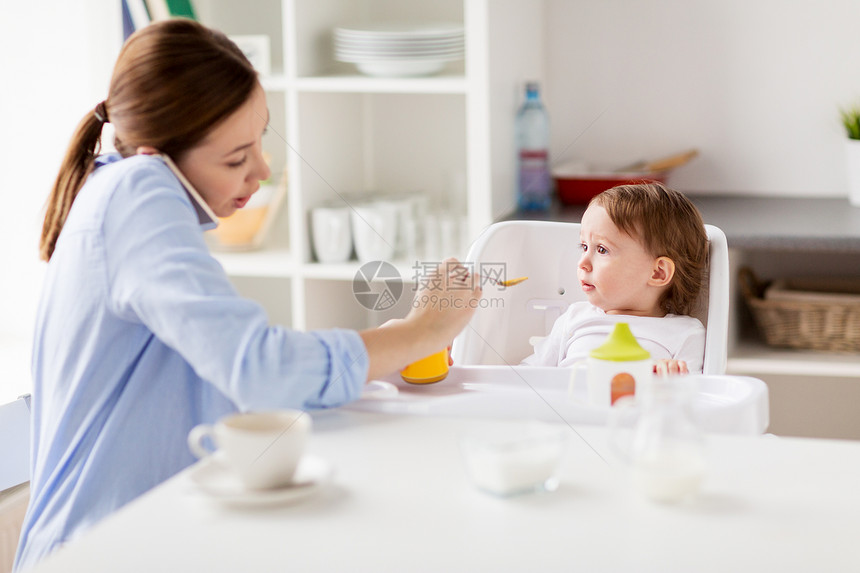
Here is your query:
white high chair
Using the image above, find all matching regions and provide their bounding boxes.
[452,221,729,375]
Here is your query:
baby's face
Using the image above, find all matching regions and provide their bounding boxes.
[578,205,666,316]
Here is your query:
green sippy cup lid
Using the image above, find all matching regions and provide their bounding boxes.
[589,323,650,362]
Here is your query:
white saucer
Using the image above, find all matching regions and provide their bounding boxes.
[189,455,332,507]
[361,380,399,400]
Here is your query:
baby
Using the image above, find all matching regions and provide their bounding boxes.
[522,182,708,375]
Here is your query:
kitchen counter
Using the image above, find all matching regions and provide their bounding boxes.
[507,195,860,252]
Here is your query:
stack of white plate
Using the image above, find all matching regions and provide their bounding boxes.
[334,22,465,78]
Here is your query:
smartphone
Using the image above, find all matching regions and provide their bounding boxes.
[158,153,218,226]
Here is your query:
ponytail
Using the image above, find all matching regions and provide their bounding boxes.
[40,106,107,261]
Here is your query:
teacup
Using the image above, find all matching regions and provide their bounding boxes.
[311,205,353,263]
[187,410,311,490]
[351,201,399,262]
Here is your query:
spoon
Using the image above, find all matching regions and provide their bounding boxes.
[489,276,529,287]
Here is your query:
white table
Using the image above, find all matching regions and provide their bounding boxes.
[28,409,860,573]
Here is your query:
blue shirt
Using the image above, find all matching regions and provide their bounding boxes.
[14,154,369,571]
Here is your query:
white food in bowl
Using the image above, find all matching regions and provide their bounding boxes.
[460,422,567,496]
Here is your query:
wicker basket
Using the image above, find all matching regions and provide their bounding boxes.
[738,267,860,353]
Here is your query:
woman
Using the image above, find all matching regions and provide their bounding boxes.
[15,20,480,570]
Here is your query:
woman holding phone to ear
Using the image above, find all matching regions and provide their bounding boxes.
[15,20,481,571]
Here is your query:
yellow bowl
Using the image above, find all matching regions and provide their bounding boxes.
[210,206,269,248]
[401,349,449,384]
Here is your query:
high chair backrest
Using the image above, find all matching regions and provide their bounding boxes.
[451,221,729,375]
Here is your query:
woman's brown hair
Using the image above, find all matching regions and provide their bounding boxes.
[40,19,258,261]
[589,182,708,316]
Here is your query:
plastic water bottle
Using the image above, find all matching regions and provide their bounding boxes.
[516,82,551,210]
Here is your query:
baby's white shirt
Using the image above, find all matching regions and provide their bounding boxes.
[521,301,706,373]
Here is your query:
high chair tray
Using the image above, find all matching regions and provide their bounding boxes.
[351,365,769,436]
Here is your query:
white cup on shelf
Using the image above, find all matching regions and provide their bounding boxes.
[439,213,458,260]
[421,213,441,262]
[351,201,399,263]
[400,218,419,263]
[398,191,429,261]
[458,215,471,259]
[311,205,353,263]
[385,194,414,259]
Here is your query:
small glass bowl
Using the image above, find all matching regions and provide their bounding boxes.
[460,421,568,497]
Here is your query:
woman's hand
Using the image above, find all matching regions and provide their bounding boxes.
[360,258,482,381]
[406,258,482,346]
[654,359,689,377]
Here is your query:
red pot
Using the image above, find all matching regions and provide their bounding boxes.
[554,168,668,205]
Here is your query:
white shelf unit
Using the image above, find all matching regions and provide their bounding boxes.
[198,0,545,331]
[723,246,860,380]
[215,248,295,278]
[721,244,860,438]
[727,342,860,379]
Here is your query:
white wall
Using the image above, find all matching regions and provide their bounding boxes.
[545,0,860,197]
[0,1,120,401]
[3,0,860,401]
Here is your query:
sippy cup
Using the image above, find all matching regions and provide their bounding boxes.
[401,349,449,384]
[585,323,652,406]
